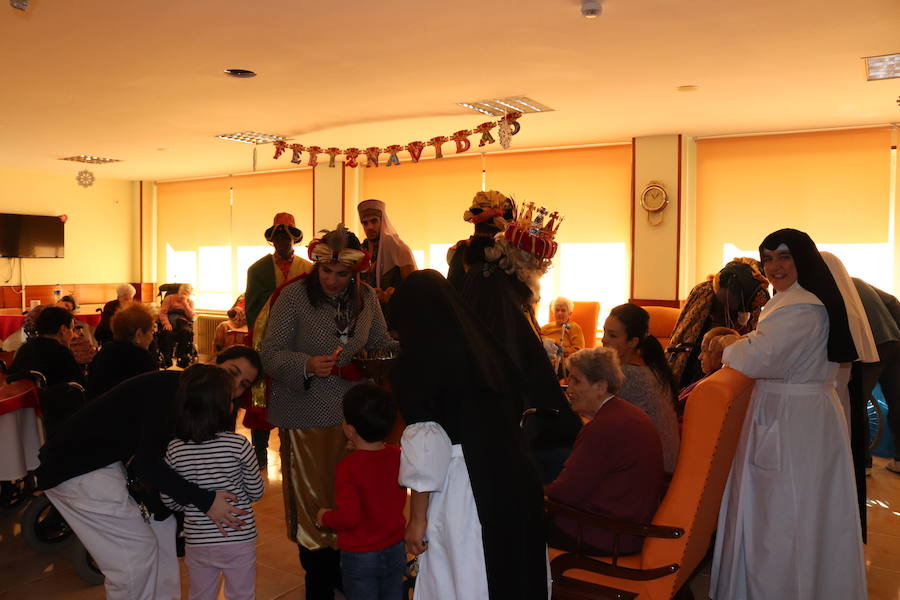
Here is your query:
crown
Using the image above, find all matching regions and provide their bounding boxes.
[503,202,562,260]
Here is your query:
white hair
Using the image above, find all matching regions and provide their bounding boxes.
[552,297,574,313]
[483,236,550,305]
[116,283,136,299]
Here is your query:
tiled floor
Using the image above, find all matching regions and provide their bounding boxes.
[2,423,899,599]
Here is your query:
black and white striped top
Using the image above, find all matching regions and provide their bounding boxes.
[161,432,264,546]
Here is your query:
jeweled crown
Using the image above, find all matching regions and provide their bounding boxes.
[503,202,562,260]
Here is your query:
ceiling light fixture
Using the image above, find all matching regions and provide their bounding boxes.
[581,0,601,18]
[216,131,286,144]
[458,96,553,117]
[864,53,899,81]
[59,155,122,164]
[224,68,257,78]
[9,0,28,10]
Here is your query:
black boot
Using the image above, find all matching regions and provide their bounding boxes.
[298,545,342,600]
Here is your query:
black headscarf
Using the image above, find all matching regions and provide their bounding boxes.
[759,228,857,363]
[390,270,549,600]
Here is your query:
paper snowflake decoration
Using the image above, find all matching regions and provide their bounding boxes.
[76,170,95,188]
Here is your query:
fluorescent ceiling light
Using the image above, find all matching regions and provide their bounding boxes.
[59,155,121,164]
[864,53,899,81]
[457,96,554,117]
[217,131,286,144]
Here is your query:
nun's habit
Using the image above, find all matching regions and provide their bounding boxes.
[390,270,549,600]
[710,229,866,600]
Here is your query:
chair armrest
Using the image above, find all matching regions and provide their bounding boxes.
[545,498,684,540]
[6,370,47,389]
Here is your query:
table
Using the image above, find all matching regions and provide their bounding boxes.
[0,377,42,481]
[0,308,103,341]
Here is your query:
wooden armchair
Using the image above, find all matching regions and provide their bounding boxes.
[546,367,754,599]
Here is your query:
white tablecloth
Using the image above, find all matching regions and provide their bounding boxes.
[0,408,43,481]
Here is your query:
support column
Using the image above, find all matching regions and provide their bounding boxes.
[312,163,346,233]
[630,134,693,307]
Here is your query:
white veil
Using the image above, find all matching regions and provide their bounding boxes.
[357,198,417,289]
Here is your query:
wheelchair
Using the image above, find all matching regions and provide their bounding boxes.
[156,283,199,369]
[3,368,105,586]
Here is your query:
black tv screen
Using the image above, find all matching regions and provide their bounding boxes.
[0,213,65,258]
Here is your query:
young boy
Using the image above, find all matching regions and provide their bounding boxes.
[316,384,407,600]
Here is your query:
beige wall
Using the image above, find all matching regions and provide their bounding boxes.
[0,167,137,288]
[632,135,681,302]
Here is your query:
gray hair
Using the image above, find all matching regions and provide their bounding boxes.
[566,346,625,394]
[552,297,574,313]
[116,283,136,299]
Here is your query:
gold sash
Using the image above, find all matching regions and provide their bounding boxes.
[280,425,348,549]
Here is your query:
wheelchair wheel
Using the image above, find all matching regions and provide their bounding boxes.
[72,540,105,586]
[22,493,75,553]
[868,397,884,451]
[0,478,31,512]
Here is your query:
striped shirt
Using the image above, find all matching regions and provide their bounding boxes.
[161,432,264,546]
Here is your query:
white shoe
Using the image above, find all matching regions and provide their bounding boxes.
[886,459,900,474]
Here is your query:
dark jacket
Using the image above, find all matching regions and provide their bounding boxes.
[87,340,157,399]
[9,337,84,388]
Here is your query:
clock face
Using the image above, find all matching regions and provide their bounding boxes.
[641,185,668,212]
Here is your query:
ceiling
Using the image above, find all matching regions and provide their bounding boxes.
[1,0,898,181]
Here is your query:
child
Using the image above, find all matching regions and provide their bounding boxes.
[315,383,407,600]
[161,364,264,600]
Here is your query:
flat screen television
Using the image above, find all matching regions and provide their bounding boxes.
[0,213,65,258]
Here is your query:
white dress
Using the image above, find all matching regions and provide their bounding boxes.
[710,282,866,600]
[399,422,489,600]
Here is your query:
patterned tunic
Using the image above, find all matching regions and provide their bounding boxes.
[261,280,397,429]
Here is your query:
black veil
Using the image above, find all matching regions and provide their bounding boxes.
[760,228,857,363]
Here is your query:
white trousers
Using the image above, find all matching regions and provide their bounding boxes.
[44,462,180,600]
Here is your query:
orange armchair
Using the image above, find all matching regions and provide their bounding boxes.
[643,305,681,350]
[546,367,754,599]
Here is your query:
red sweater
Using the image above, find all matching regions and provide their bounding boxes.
[321,444,406,553]
[544,396,664,554]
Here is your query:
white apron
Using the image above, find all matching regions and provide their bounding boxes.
[710,283,866,600]
[399,423,490,600]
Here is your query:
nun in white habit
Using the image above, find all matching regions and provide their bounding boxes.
[710,229,867,600]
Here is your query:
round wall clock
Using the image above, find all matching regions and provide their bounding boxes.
[640,183,668,225]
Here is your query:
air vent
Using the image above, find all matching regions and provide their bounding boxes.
[864,53,899,81]
[216,131,287,144]
[458,96,554,117]
[59,155,122,164]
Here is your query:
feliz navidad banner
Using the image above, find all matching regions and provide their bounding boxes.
[271,112,523,168]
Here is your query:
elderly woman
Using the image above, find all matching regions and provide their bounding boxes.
[667,258,770,388]
[95,283,136,345]
[675,326,739,412]
[710,229,865,600]
[545,346,664,555]
[213,300,248,353]
[603,303,681,472]
[159,283,195,368]
[87,302,158,399]
[540,297,586,359]
[261,224,398,600]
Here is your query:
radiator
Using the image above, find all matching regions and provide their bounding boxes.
[195,314,228,359]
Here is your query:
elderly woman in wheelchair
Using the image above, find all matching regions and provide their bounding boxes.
[158,283,197,368]
[545,346,665,555]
